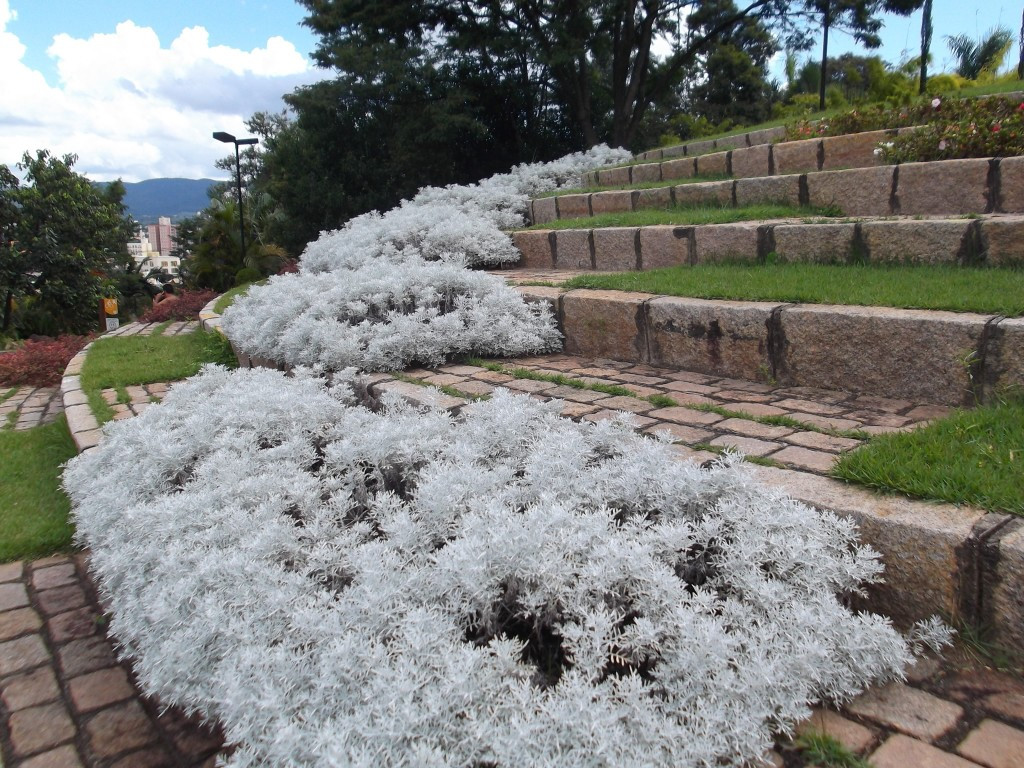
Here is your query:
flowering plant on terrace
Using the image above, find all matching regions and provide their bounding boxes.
[64,367,951,768]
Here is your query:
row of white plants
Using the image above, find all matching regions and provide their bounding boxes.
[65,148,949,767]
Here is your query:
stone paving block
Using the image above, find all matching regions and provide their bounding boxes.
[635,185,673,211]
[63,403,98,435]
[74,428,103,451]
[109,747,176,768]
[555,193,591,219]
[661,157,695,180]
[980,216,1024,267]
[957,718,1024,768]
[562,290,651,362]
[696,150,728,177]
[647,406,723,426]
[807,165,894,216]
[583,410,656,430]
[0,606,43,641]
[982,693,1024,725]
[790,412,865,432]
[767,445,835,472]
[86,700,159,758]
[68,666,136,713]
[0,633,50,676]
[644,422,715,444]
[820,129,890,170]
[531,196,557,225]
[553,229,592,269]
[48,606,99,645]
[593,227,639,271]
[870,735,979,768]
[58,636,117,678]
[783,430,861,453]
[715,418,793,440]
[647,296,776,380]
[687,139,717,155]
[62,389,88,407]
[997,155,1024,212]
[552,401,600,419]
[673,180,733,208]
[747,126,787,146]
[35,584,86,618]
[729,144,771,178]
[777,304,989,406]
[589,190,633,215]
[10,701,77,757]
[709,434,781,457]
[21,744,84,768]
[639,225,691,270]
[2,665,61,710]
[849,394,914,413]
[511,230,554,269]
[504,379,556,394]
[692,222,760,264]
[513,285,561,321]
[772,222,857,263]
[845,681,963,740]
[719,401,786,418]
[593,395,653,414]
[543,385,609,403]
[796,708,877,755]
[773,397,846,415]
[0,580,30,610]
[630,162,662,183]
[33,563,77,591]
[862,219,972,265]
[734,174,802,208]
[374,381,466,412]
[772,138,820,175]
[897,158,992,215]
[596,166,630,186]
[991,524,1024,651]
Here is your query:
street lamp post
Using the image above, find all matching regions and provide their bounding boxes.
[213,131,258,265]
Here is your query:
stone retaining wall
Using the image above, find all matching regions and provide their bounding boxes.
[517,287,1023,407]
[511,215,1024,270]
[543,156,1024,224]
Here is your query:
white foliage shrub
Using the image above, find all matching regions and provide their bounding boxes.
[65,367,950,768]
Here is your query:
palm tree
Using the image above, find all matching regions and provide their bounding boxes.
[946,26,1014,81]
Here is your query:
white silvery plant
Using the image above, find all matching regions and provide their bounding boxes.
[64,366,951,768]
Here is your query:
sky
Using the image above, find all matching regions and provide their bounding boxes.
[0,1,1018,183]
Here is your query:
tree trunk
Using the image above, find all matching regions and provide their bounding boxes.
[919,0,933,94]
[1018,7,1024,80]
[818,0,831,111]
[2,290,12,333]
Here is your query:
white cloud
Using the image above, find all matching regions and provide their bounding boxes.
[0,7,325,181]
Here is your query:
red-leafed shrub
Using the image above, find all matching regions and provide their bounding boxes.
[138,290,218,323]
[277,258,299,275]
[0,335,90,387]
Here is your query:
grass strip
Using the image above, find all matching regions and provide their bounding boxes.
[560,263,1024,317]
[153,320,174,335]
[1,386,17,405]
[793,731,871,768]
[689,442,785,469]
[0,415,77,562]
[214,280,264,314]
[81,329,237,425]
[833,396,1024,515]
[524,204,834,231]
[537,175,729,198]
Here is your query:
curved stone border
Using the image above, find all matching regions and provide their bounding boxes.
[512,214,1024,270]
[60,344,102,454]
[536,155,1024,224]
[514,287,1023,407]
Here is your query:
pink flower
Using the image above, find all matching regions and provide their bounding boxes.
[931,98,941,109]
[939,140,947,150]
[993,123,1002,132]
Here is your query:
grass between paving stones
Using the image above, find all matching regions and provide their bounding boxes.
[0,415,77,562]
[536,174,729,198]
[560,263,1024,317]
[392,373,490,402]
[1,386,16,404]
[689,442,786,469]
[791,731,871,768]
[81,329,237,424]
[833,396,1024,516]
[152,319,174,335]
[524,204,836,231]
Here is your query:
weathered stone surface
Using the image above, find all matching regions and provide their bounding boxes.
[10,702,76,758]
[553,229,592,269]
[772,222,856,263]
[997,155,1024,212]
[513,286,561,320]
[984,317,1024,404]
[21,744,83,768]
[374,381,466,412]
[897,158,991,215]
[807,165,894,216]
[709,434,781,456]
[695,151,728,177]
[861,219,972,265]
[846,682,964,741]
[589,190,633,215]
[773,138,820,175]
[1,666,60,710]
[661,144,687,159]
[0,581,30,611]
[778,304,989,405]
[820,129,891,170]
[597,166,631,186]
[64,403,98,436]
[751,465,986,628]
[734,174,802,208]
[729,144,771,178]
[991,523,1024,651]
[746,126,786,146]
[511,230,554,269]
[957,719,1024,768]
[715,134,747,151]
[980,215,1024,267]
[33,563,76,591]
[0,607,42,641]
[687,139,716,156]
[639,226,691,270]
[531,196,557,225]
[871,735,978,768]
[796,709,877,755]
[673,180,733,208]
[661,157,695,180]
[86,701,158,758]
[630,162,662,183]
[635,186,673,211]
[562,290,652,362]
[647,297,777,379]
[693,223,760,264]
[0,634,49,676]
[592,228,639,271]
[769,445,836,472]
[555,193,591,219]
[68,666,136,713]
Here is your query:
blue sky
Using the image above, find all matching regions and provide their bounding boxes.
[0,1,1017,182]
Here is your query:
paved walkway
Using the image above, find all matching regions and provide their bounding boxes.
[1,388,63,432]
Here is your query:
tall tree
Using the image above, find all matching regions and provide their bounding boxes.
[919,0,933,93]
[947,26,1014,80]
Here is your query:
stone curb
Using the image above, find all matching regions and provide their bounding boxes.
[533,289,1022,406]
[512,214,1024,270]
[539,155,1024,225]
[59,346,101,455]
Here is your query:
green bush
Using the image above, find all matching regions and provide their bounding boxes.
[235,267,262,285]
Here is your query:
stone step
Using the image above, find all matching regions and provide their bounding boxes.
[532,156,1024,224]
[510,285,1023,408]
[511,214,1024,271]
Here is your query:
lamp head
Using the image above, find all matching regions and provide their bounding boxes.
[212,131,236,143]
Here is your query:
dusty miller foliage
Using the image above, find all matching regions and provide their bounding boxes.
[222,146,630,371]
[65,368,949,767]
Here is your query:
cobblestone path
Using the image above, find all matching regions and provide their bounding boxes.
[1,388,63,432]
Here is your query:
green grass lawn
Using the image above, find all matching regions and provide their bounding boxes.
[82,329,237,423]
[214,280,263,314]
[0,416,78,562]
[525,204,836,231]
[559,263,1024,317]
[834,396,1024,515]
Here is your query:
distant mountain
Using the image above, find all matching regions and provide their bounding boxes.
[94,178,220,225]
